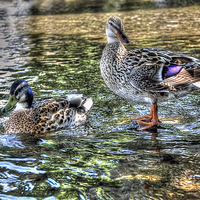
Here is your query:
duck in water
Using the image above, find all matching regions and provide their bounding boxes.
[1,80,93,135]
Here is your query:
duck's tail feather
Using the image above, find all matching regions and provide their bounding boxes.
[81,98,93,114]
[192,81,200,88]
[74,97,93,126]
[67,93,93,114]
[68,95,83,108]
[68,89,77,95]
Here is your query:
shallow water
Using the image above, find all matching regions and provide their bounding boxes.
[0,0,200,199]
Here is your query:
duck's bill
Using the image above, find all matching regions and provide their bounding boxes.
[116,31,130,43]
[2,95,18,113]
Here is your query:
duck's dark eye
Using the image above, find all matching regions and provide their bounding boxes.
[109,22,113,26]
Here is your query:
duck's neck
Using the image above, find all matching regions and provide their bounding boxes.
[117,42,128,56]
[15,102,31,111]
[103,41,128,62]
[107,36,120,43]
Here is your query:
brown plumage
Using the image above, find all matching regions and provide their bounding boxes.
[100,16,200,130]
[2,80,93,135]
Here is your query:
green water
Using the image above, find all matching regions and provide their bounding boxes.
[0,1,200,199]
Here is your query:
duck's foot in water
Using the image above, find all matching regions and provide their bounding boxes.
[133,104,161,130]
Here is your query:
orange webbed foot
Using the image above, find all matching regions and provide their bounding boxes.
[133,104,161,130]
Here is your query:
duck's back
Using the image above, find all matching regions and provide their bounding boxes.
[100,43,200,104]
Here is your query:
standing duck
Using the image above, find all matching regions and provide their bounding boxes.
[1,80,93,135]
[100,16,200,130]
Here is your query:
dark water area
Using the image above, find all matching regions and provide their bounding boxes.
[0,0,200,199]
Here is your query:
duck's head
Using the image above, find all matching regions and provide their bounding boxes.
[106,16,130,44]
[2,80,33,113]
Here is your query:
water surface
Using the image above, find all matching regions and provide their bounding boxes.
[0,1,200,199]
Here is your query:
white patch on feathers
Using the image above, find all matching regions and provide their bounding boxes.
[193,81,200,88]
[106,28,119,43]
[15,102,28,111]
[18,93,27,102]
[82,98,93,113]
[152,65,164,82]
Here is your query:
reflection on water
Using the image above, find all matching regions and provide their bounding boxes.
[30,0,200,14]
[0,0,200,199]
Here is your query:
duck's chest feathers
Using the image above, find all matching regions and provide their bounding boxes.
[5,109,35,134]
[100,42,131,85]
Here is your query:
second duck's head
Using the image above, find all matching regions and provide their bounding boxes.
[106,16,130,44]
[2,80,33,113]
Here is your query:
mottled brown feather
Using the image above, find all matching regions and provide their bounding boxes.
[5,95,93,135]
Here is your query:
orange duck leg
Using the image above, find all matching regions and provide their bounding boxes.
[134,104,161,130]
